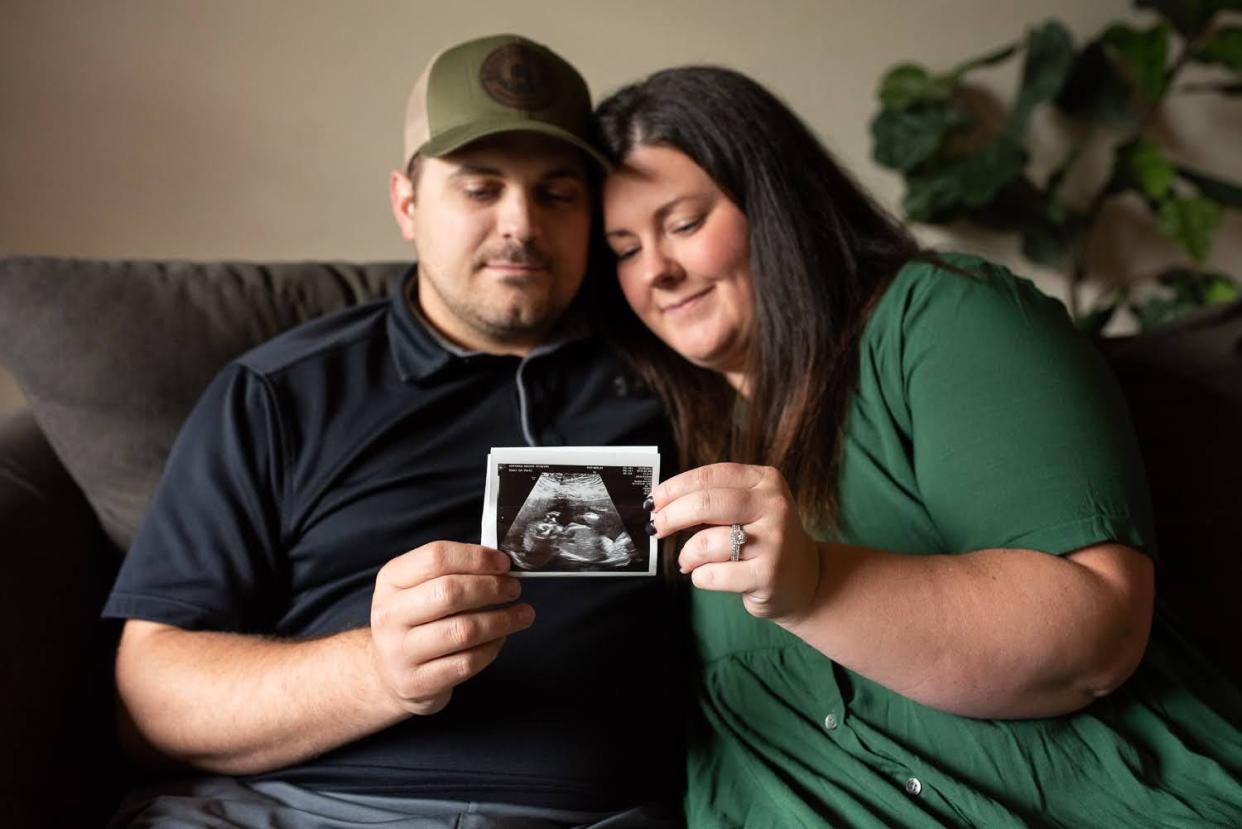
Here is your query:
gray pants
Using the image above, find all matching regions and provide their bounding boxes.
[108,776,682,828]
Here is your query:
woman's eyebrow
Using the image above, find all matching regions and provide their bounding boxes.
[605,195,695,239]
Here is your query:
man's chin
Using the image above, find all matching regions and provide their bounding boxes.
[491,271,547,287]
[474,304,561,343]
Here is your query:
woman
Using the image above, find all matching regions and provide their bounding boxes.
[594,67,1242,827]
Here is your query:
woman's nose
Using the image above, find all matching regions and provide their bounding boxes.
[640,246,683,287]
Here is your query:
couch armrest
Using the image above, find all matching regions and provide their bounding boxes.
[0,408,129,827]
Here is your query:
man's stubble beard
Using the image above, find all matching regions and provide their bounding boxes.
[422,264,567,346]
[460,282,555,342]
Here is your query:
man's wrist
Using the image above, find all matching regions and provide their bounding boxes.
[347,626,414,723]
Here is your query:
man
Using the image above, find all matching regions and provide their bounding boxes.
[104,34,682,828]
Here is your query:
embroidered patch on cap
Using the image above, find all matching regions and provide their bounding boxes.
[479,43,557,109]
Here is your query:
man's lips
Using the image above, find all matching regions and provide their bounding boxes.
[660,286,713,313]
[482,261,548,274]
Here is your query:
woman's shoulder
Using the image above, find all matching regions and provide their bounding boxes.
[889,251,1063,313]
[867,251,1076,347]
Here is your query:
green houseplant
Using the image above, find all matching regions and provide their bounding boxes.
[870,0,1242,332]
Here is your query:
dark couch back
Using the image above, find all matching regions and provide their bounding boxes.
[1098,301,1242,680]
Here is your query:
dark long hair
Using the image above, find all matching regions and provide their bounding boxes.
[594,66,922,530]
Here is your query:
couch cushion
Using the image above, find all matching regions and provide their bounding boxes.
[0,257,400,553]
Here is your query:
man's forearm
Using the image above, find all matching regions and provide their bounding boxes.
[115,620,409,775]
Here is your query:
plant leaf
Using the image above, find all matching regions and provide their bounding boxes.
[1102,23,1170,103]
[902,138,1027,222]
[1132,294,1195,329]
[1077,303,1120,336]
[1155,267,1240,304]
[1204,275,1241,304]
[1055,39,1135,128]
[948,42,1019,79]
[1135,0,1241,38]
[967,179,1082,268]
[1020,219,1080,269]
[878,63,953,110]
[1193,26,1242,72]
[1009,21,1077,134]
[870,106,970,172]
[1157,196,1224,262]
[1077,287,1126,335]
[1177,166,1242,207]
[1047,144,1083,205]
[1159,267,1207,301]
[1120,136,1177,201]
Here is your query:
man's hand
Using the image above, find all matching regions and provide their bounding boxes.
[370,542,534,715]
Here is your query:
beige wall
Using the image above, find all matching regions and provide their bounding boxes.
[2,0,1238,412]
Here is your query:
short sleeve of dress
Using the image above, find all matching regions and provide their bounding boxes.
[102,364,286,631]
[897,254,1156,557]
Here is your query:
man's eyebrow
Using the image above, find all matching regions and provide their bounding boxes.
[447,164,586,181]
[449,164,502,178]
[540,165,587,182]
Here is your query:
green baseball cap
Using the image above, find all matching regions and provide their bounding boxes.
[403,34,608,171]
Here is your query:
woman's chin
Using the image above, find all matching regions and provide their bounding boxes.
[666,336,747,378]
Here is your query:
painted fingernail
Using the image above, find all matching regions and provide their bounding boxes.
[642,495,654,511]
[645,520,657,536]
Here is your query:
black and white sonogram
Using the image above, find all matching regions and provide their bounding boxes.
[495,464,653,574]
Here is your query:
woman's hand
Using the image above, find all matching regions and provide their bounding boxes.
[649,463,822,623]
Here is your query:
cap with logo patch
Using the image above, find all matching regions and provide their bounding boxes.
[403,34,608,171]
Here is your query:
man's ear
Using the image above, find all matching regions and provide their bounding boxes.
[389,169,417,241]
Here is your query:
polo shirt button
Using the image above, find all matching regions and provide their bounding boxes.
[823,713,838,731]
[905,777,923,797]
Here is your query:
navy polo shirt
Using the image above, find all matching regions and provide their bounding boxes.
[103,267,685,810]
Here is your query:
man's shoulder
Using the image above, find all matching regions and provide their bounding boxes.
[235,297,391,380]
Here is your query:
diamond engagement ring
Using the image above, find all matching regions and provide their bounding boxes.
[729,523,747,562]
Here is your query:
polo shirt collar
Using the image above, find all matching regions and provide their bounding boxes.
[386,264,591,383]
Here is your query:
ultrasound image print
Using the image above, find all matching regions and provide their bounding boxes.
[496,464,652,573]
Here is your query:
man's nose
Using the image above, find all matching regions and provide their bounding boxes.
[499,190,538,242]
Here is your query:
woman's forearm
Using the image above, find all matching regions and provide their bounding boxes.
[779,542,1154,719]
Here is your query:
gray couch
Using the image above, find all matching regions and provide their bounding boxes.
[2,255,1239,828]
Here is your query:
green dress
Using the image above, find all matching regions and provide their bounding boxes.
[685,254,1242,827]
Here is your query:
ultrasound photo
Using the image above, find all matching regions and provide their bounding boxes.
[481,447,659,576]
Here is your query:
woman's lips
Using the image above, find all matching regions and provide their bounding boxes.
[661,286,713,314]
